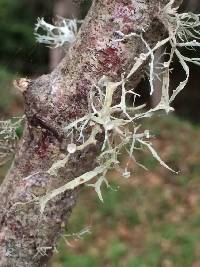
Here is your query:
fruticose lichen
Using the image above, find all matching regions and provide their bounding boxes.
[0,117,23,166]
[34,1,200,212]
[34,17,81,48]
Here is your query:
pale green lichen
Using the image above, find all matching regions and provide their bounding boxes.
[0,117,23,166]
[34,17,81,48]
[37,2,200,212]
[62,227,91,247]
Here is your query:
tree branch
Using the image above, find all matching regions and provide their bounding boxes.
[0,1,178,266]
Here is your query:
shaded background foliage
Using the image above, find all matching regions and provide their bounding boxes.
[0,1,200,267]
[0,0,52,75]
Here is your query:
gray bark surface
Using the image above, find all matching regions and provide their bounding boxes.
[0,1,180,266]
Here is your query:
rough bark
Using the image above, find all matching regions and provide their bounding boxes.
[0,1,178,266]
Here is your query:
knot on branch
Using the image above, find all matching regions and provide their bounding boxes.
[13,78,31,93]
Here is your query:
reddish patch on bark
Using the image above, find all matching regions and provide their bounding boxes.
[112,3,135,23]
[37,132,51,158]
[98,47,121,73]
[8,217,24,238]
[18,179,27,188]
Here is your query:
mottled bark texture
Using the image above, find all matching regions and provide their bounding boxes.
[0,1,179,266]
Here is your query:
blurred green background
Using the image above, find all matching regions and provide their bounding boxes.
[0,1,200,267]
